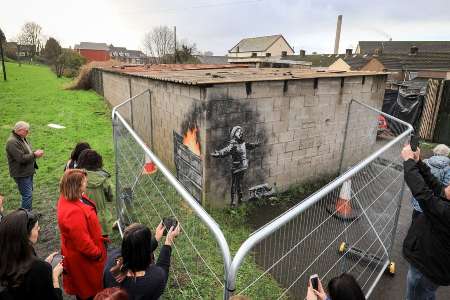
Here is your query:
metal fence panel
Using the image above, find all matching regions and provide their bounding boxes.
[226,99,413,299]
[112,90,231,299]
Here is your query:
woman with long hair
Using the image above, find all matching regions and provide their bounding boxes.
[306,273,365,300]
[57,169,107,300]
[0,209,63,299]
[64,142,91,171]
[77,149,114,237]
[104,223,180,300]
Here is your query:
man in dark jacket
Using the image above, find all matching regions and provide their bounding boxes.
[401,144,450,300]
[5,121,44,210]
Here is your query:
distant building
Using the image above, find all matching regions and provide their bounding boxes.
[330,47,450,80]
[74,42,110,62]
[356,41,450,55]
[195,55,228,64]
[228,34,295,59]
[109,45,148,64]
[16,44,36,59]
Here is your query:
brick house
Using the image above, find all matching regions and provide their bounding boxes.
[74,42,110,62]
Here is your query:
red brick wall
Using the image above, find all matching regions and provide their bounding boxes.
[77,49,110,62]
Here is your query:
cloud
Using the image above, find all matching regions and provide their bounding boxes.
[2,0,450,55]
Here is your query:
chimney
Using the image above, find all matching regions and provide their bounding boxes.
[334,15,343,54]
[345,49,353,56]
[410,46,418,55]
[300,49,306,57]
[237,46,240,53]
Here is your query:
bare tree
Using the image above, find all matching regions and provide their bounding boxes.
[17,22,43,56]
[143,26,174,64]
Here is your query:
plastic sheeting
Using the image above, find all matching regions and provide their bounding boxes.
[382,82,426,133]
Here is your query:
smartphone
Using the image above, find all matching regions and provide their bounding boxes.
[50,254,63,269]
[162,217,178,236]
[410,135,420,152]
[310,274,319,291]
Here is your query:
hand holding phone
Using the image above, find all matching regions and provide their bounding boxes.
[50,254,64,269]
[410,135,420,152]
[310,274,319,291]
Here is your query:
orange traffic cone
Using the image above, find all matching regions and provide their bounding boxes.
[142,154,157,175]
[327,179,359,221]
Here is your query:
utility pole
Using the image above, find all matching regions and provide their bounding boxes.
[0,29,6,81]
[174,26,177,64]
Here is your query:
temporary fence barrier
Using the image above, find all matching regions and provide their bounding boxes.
[226,99,413,299]
[112,90,413,299]
[112,90,231,299]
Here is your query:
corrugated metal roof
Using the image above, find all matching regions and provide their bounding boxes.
[74,42,110,51]
[229,35,283,53]
[100,65,387,86]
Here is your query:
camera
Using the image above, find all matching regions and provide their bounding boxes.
[162,217,178,236]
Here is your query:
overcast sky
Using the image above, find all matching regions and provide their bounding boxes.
[3,0,450,55]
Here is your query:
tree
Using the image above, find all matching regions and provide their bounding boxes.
[175,41,200,64]
[43,37,62,64]
[55,49,85,78]
[143,26,175,64]
[17,22,43,57]
[0,27,6,80]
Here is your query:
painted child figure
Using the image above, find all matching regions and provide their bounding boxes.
[211,126,260,207]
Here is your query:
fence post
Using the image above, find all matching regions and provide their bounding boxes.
[338,99,353,173]
[112,113,122,232]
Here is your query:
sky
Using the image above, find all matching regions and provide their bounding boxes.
[2,0,450,55]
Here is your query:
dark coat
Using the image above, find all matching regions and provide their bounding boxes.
[104,245,172,300]
[403,159,450,286]
[215,139,259,173]
[0,259,62,300]
[57,194,107,298]
[5,131,37,178]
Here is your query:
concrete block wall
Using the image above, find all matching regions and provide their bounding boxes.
[100,69,386,208]
[102,71,205,171]
[204,75,386,207]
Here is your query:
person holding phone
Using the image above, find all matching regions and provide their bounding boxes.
[104,222,181,300]
[401,144,450,300]
[306,273,365,300]
[0,209,63,299]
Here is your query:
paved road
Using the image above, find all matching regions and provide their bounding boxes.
[370,189,450,299]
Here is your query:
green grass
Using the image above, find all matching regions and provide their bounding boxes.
[0,62,114,214]
[0,62,287,299]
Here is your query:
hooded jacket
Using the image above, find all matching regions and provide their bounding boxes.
[411,155,450,212]
[425,155,450,185]
[84,170,114,236]
[403,159,450,286]
[5,131,38,178]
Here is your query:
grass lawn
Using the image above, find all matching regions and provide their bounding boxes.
[0,62,287,299]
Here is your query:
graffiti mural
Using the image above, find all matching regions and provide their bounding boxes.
[211,126,261,207]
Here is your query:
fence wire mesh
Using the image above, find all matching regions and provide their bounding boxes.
[113,90,228,299]
[230,99,413,299]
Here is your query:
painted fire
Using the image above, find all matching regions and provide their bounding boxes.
[183,127,201,156]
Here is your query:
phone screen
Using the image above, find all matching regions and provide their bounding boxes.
[311,275,319,290]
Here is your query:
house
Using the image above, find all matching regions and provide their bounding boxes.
[74,42,110,62]
[328,52,373,71]
[109,45,148,64]
[195,55,229,64]
[17,44,36,59]
[356,41,450,55]
[228,34,295,59]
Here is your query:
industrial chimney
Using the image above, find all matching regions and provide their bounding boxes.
[334,15,343,54]
[300,49,306,57]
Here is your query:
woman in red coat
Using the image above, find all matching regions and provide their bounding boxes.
[57,169,107,299]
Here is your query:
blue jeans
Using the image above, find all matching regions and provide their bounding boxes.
[14,175,33,210]
[406,265,439,300]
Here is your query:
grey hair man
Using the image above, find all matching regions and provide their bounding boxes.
[5,121,44,210]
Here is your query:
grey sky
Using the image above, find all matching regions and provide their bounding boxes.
[2,0,450,55]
